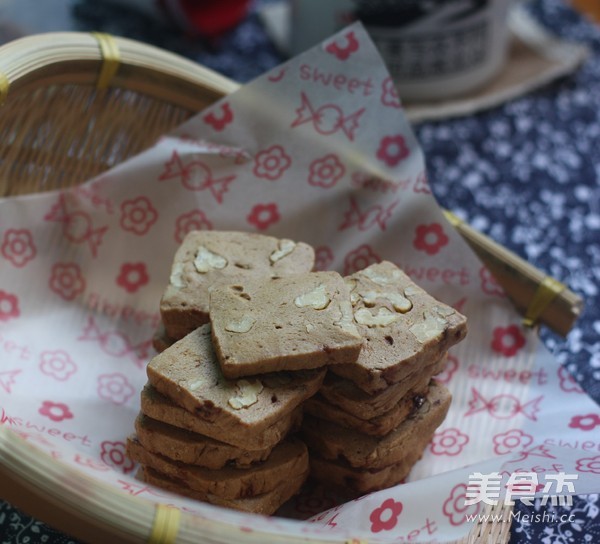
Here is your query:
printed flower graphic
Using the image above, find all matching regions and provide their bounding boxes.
[569,414,600,432]
[100,440,135,474]
[381,77,401,109]
[38,401,73,422]
[247,203,280,230]
[575,455,600,474]
[253,145,292,181]
[443,484,480,526]
[116,262,149,293]
[39,350,77,381]
[308,154,345,188]
[492,429,534,455]
[376,134,410,167]
[174,209,212,243]
[369,498,403,533]
[480,266,504,297]
[97,373,134,405]
[434,355,459,384]
[120,196,158,236]
[430,428,469,456]
[49,263,86,301]
[413,223,449,255]
[314,246,334,271]
[491,325,526,357]
[1,229,36,268]
[0,290,20,322]
[343,245,381,276]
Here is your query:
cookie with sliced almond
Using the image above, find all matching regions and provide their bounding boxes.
[160,231,315,340]
[145,324,324,449]
[331,261,467,394]
[209,271,363,379]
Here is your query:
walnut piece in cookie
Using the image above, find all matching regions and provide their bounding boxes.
[210,271,363,379]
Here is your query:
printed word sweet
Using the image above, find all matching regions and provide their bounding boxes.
[400,264,470,286]
[86,292,160,328]
[299,64,374,96]
[467,364,548,385]
[544,438,600,452]
[394,518,437,542]
[0,410,91,446]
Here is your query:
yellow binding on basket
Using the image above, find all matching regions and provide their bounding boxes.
[91,32,120,89]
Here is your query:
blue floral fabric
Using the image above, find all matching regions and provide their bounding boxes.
[1,0,599,542]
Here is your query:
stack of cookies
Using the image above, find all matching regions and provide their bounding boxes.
[128,231,363,514]
[127,231,467,512]
[301,262,467,496]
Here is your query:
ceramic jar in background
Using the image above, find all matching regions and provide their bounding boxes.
[290,0,513,101]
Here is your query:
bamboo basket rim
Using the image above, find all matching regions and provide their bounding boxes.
[0,30,531,544]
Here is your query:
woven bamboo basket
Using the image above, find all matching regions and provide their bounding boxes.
[0,32,581,544]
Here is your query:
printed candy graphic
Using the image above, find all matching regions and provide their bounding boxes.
[339,196,399,232]
[465,388,543,421]
[0,370,21,394]
[325,31,360,61]
[159,150,236,203]
[292,92,365,141]
[44,194,108,257]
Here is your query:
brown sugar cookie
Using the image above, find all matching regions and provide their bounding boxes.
[140,385,303,451]
[160,231,315,340]
[331,262,467,393]
[134,414,273,470]
[209,271,363,378]
[146,325,324,446]
[127,436,308,500]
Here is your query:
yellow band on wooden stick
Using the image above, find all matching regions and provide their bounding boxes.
[523,276,565,328]
[0,71,9,105]
[92,32,120,89]
[149,504,181,544]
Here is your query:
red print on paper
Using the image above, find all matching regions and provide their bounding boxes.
[253,145,292,180]
[308,154,345,188]
[381,77,401,108]
[38,401,73,422]
[569,414,600,432]
[0,290,20,322]
[376,135,410,167]
[97,373,134,405]
[493,429,534,455]
[120,196,158,236]
[0,370,21,393]
[434,354,459,384]
[247,203,280,231]
[339,196,399,232]
[480,266,505,297]
[413,171,432,194]
[292,92,364,141]
[508,444,557,464]
[314,246,334,271]
[491,325,526,357]
[558,366,584,394]
[202,102,233,131]
[343,245,381,276]
[100,440,135,474]
[39,350,77,382]
[1,229,36,268]
[116,262,149,294]
[44,194,108,257]
[575,455,600,474]
[293,482,338,516]
[465,388,543,421]
[174,210,212,244]
[268,67,287,82]
[413,223,449,255]
[74,454,110,472]
[325,31,359,61]
[49,263,86,301]
[430,428,469,456]
[443,484,480,526]
[351,172,409,194]
[369,498,403,533]
[159,150,235,203]
[78,316,153,368]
